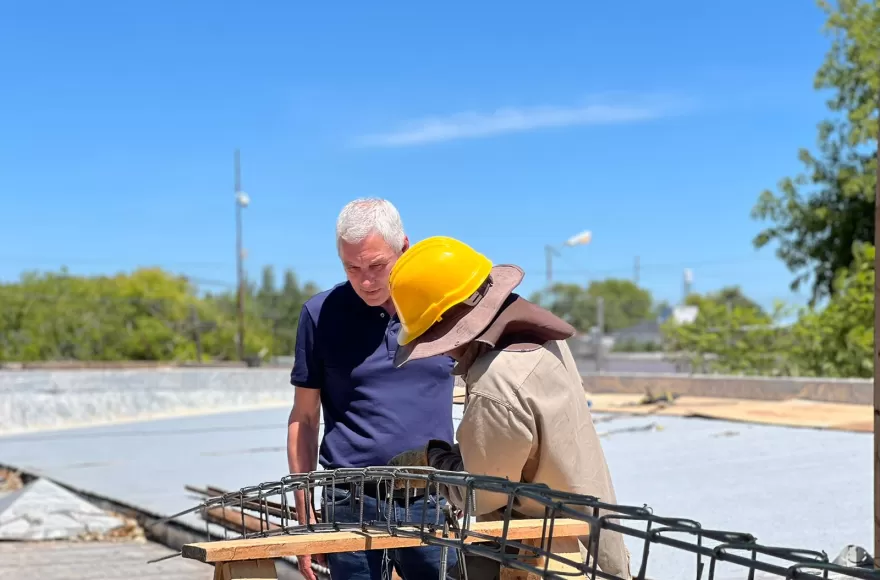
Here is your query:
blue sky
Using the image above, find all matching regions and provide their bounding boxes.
[0,1,833,308]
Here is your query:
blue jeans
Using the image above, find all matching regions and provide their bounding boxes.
[321,485,459,580]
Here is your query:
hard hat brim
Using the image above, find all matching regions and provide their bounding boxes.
[393,264,524,368]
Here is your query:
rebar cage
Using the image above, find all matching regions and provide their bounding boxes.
[164,467,879,580]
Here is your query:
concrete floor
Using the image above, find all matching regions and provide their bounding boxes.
[0,405,871,579]
[0,540,212,580]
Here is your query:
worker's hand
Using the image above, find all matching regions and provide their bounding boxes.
[296,553,326,580]
[297,512,326,580]
[292,487,325,580]
[387,446,430,489]
[388,446,429,468]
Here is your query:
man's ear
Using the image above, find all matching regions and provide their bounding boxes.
[401,236,410,253]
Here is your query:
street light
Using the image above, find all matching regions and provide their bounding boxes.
[234,149,248,362]
[564,230,592,247]
[545,230,592,284]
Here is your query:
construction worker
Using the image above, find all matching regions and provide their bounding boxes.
[386,236,631,579]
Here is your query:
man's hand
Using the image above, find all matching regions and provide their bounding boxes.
[288,388,323,580]
[387,446,430,489]
[296,553,326,580]
[293,497,326,580]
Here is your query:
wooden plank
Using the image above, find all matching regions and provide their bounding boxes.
[213,560,278,580]
[187,484,322,521]
[183,518,589,563]
[500,537,583,580]
[205,507,281,535]
[528,536,582,579]
[588,393,874,432]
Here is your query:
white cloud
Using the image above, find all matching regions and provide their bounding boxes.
[352,95,693,147]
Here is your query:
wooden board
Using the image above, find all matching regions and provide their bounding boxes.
[456,386,873,432]
[586,393,873,433]
[182,518,589,563]
[205,507,281,534]
[213,560,277,580]
[501,536,583,580]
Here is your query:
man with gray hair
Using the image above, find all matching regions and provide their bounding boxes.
[287,198,458,580]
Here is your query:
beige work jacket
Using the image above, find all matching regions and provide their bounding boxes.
[443,339,632,578]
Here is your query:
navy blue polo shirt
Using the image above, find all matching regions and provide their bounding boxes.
[291,282,456,469]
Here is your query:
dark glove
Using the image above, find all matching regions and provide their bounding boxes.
[425,439,454,466]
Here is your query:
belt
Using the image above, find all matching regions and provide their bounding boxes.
[333,481,425,501]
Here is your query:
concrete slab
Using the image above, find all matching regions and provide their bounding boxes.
[0,406,871,579]
[0,478,126,540]
[0,540,211,580]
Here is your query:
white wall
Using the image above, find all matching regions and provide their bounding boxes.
[0,368,294,434]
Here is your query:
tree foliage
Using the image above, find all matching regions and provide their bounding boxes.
[661,244,875,378]
[787,243,874,377]
[751,0,879,303]
[660,292,791,376]
[530,278,654,333]
[702,286,766,314]
[0,266,320,363]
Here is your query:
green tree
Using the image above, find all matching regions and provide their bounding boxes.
[530,283,595,332]
[257,265,278,313]
[788,243,874,377]
[703,286,766,315]
[531,278,654,333]
[587,279,654,332]
[0,268,204,362]
[751,0,879,303]
[660,293,791,375]
[0,266,320,363]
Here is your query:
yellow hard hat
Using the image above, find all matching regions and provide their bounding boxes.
[390,236,493,346]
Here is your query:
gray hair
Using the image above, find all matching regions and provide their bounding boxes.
[336,198,406,255]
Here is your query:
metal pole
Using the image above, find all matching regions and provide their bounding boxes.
[235,149,245,362]
[634,256,640,285]
[545,245,553,284]
[190,304,203,363]
[683,268,693,304]
[596,296,605,372]
[873,90,880,568]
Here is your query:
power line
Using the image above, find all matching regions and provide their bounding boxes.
[551,254,783,278]
[0,256,232,268]
[1,254,783,280]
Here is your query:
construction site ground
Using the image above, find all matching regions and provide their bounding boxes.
[0,540,208,580]
[584,392,871,432]
[1,396,871,580]
[453,388,874,432]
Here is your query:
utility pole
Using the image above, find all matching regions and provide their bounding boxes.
[544,232,591,286]
[545,245,559,285]
[235,149,246,362]
[190,305,203,363]
[634,256,640,285]
[545,245,552,284]
[595,296,605,372]
[682,268,693,304]
[873,92,880,569]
